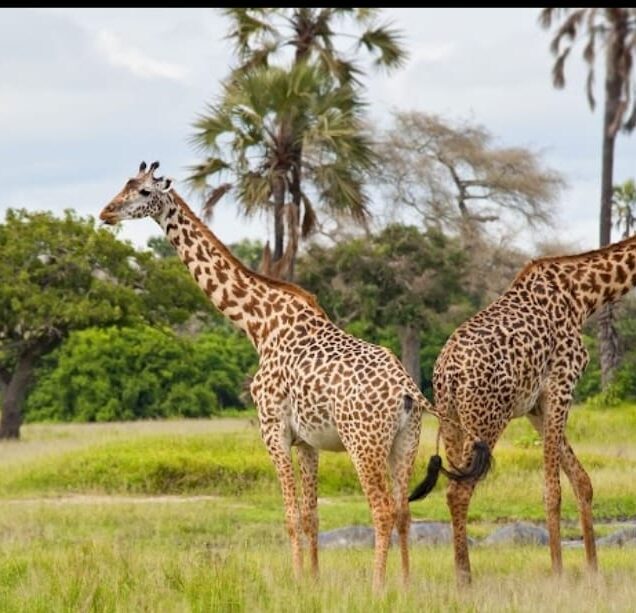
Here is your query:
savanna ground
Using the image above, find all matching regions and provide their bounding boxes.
[0,405,635,612]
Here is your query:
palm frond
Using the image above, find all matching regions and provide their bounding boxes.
[186,158,231,190]
[548,8,587,55]
[358,23,408,70]
[236,172,273,215]
[222,8,278,58]
[538,7,571,31]
[202,183,233,220]
[552,48,571,89]
[312,163,369,222]
[191,108,234,150]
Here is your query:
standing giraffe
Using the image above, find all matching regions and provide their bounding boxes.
[99,161,457,591]
[409,237,636,585]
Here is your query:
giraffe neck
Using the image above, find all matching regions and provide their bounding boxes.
[515,235,636,325]
[155,191,328,351]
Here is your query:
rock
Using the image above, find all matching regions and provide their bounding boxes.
[319,522,457,549]
[482,522,549,546]
[318,525,375,548]
[596,526,636,547]
[406,521,453,546]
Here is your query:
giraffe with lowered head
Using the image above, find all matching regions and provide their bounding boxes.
[99,161,479,591]
[409,236,636,585]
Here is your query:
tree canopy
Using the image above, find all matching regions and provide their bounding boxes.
[0,209,213,438]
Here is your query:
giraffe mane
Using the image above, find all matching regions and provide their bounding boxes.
[171,191,329,319]
[511,233,636,285]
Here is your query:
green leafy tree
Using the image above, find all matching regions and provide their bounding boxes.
[228,238,266,270]
[190,8,406,280]
[0,209,212,438]
[540,7,636,387]
[297,224,471,388]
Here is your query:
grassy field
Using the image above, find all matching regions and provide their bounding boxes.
[0,404,635,611]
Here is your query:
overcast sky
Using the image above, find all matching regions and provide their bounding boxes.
[2,7,636,253]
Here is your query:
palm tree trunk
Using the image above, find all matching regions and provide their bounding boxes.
[0,351,37,440]
[287,145,303,281]
[397,325,421,390]
[273,175,285,264]
[598,45,623,388]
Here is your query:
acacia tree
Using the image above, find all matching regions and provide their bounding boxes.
[540,7,636,386]
[296,224,469,387]
[190,8,406,280]
[376,111,563,301]
[377,112,564,237]
[0,209,211,439]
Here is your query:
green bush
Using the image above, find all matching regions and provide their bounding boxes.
[25,325,257,422]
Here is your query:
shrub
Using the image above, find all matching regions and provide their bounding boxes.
[25,325,257,422]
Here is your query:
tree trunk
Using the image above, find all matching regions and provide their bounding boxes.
[287,144,303,282]
[398,325,421,390]
[0,351,37,440]
[273,174,286,264]
[598,44,623,388]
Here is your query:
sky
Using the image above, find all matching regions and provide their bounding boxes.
[2,7,636,254]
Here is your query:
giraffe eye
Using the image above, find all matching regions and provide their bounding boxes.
[139,189,151,197]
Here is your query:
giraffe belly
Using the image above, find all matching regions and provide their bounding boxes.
[512,386,542,418]
[291,416,345,451]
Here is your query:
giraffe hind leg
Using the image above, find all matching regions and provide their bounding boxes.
[297,443,320,578]
[389,402,423,585]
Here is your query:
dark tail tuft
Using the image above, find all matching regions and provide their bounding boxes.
[408,454,443,502]
[443,441,492,483]
[408,441,492,503]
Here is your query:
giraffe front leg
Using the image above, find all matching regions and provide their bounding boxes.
[298,443,319,579]
[258,415,303,580]
[528,410,597,573]
[542,389,569,575]
[561,439,597,571]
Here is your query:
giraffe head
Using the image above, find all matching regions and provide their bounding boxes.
[100,161,173,225]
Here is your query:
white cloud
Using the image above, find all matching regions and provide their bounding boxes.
[95,30,188,81]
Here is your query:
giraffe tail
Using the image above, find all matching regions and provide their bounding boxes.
[408,432,492,503]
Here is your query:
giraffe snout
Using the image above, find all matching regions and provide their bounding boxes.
[99,203,120,225]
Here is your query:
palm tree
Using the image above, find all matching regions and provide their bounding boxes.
[540,8,636,386]
[189,62,375,280]
[189,9,406,280]
[613,178,636,238]
[223,8,406,83]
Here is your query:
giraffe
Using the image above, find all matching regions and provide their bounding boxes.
[99,161,453,592]
[408,235,636,585]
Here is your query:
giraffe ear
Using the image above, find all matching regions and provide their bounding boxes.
[160,178,173,192]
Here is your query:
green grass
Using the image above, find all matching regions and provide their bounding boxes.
[2,405,636,522]
[0,503,635,612]
[0,405,635,610]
